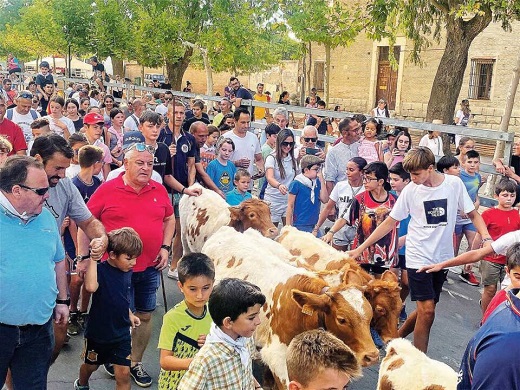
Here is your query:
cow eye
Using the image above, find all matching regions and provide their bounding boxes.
[337,317,347,325]
[249,213,256,219]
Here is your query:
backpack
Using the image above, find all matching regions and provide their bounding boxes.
[6,108,39,121]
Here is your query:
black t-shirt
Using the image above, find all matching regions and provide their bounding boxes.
[235,87,253,111]
[306,116,327,147]
[153,142,173,190]
[72,117,83,132]
[92,63,109,82]
[85,261,132,343]
[511,155,520,177]
[182,116,210,133]
[172,132,196,191]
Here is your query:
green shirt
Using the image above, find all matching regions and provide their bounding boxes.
[157,301,212,390]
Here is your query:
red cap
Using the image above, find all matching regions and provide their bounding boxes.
[83,112,105,125]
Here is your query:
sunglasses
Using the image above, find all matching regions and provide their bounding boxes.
[303,137,317,142]
[19,184,50,196]
[281,141,295,148]
[19,92,34,99]
[128,142,155,154]
[164,97,173,101]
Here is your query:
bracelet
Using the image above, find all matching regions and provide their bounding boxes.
[481,237,493,243]
[329,228,337,235]
[181,187,185,194]
[276,183,281,189]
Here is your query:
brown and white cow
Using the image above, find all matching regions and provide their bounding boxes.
[377,338,458,390]
[202,226,379,389]
[179,185,277,253]
[277,226,402,342]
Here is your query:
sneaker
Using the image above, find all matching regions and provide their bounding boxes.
[73,378,90,390]
[68,312,81,336]
[103,363,115,378]
[459,271,480,286]
[399,305,407,326]
[130,362,153,387]
[167,268,178,280]
[78,312,89,330]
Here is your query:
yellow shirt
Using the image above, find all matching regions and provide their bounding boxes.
[253,93,268,120]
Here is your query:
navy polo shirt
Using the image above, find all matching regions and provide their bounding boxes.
[172,131,196,192]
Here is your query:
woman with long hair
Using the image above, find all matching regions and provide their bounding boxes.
[265,129,298,226]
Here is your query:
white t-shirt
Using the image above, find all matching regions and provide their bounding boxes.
[419,135,444,158]
[390,174,474,269]
[264,154,296,197]
[330,181,365,244]
[123,114,140,132]
[106,166,163,184]
[10,109,40,144]
[227,131,261,177]
[43,115,75,138]
[155,104,168,116]
[491,231,520,257]
[324,141,360,184]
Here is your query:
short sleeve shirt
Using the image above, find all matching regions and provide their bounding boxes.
[45,178,93,228]
[0,118,27,155]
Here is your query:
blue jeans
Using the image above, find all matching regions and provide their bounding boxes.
[130,266,160,313]
[0,317,54,390]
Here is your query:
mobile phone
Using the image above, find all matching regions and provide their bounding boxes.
[306,147,319,155]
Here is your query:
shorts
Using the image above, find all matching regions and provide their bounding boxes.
[332,226,357,247]
[130,267,160,313]
[173,192,182,218]
[360,263,388,276]
[407,268,447,303]
[82,336,131,366]
[454,222,476,235]
[480,260,506,287]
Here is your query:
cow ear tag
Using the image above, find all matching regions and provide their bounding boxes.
[301,304,314,316]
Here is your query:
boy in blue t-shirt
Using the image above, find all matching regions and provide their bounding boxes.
[287,155,327,234]
[74,228,143,390]
[225,169,252,206]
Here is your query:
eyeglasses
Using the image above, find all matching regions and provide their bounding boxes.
[19,92,34,99]
[127,142,155,155]
[362,175,379,182]
[309,167,321,172]
[281,141,295,148]
[303,137,317,142]
[19,184,50,196]
[164,97,173,101]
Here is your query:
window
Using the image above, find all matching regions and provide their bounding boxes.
[468,59,495,100]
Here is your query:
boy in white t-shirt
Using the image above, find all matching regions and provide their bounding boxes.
[347,147,491,353]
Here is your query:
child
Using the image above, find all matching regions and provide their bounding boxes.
[384,130,412,168]
[419,130,444,158]
[177,278,266,390]
[66,133,89,179]
[286,155,328,234]
[226,169,253,206]
[455,150,483,286]
[388,162,411,323]
[43,96,74,139]
[436,155,460,176]
[206,137,237,194]
[286,329,361,390]
[348,146,491,353]
[199,125,220,169]
[455,136,475,167]
[73,145,104,202]
[158,253,215,389]
[35,61,54,103]
[358,118,384,163]
[74,227,143,390]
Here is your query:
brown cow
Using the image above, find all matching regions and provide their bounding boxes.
[179,185,277,253]
[202,226,379,389]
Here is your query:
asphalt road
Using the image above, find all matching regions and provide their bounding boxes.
[46,265,483,390]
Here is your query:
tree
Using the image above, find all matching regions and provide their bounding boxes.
[282,0,364,103]
[367,0,520,153]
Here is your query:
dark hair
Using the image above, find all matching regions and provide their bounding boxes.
[78,145,103,168]
[177,253,215,284]
[364,161,389,182]
[89,89,99,99]
[352,114,367,124]
[495,178,517,196]
[0,156,44,193]
[363,118,383,135]
[388,162,411,181]
[80,98,90,106]
[229,76,238,83]
[349,156,367,171]
[110,108,124,119]
[30,118,50,130]
[207,125,220,136]
[455,137,474,155]
[506,242,520,271]
[274,129,297,180]
[465,150,480,160]
[68,132,88,148]
[192,100,204,110]
[316,100,326,108]
[265,123,281,137]
[278,91,289,103]
[49,95,65,107]
[233,107,250,121]
[101,94,118,108]
[209,278,266,326]
[30,134,74,162]
[436,155,459,172]
[338,117,352,132]
[107,227,143,258]
[218,123,232,133]
[392,131,412,152]
[65,99,79,111]
[139,110,162,125]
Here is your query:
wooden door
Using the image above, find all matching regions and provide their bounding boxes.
[376,46,400,110]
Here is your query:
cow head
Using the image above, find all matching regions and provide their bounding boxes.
[364,270,402,343]
[228,199,277,238]
[291,270,379,367]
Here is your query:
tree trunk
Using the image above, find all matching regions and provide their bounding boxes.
[306,42,312,96]
[300,44,307,105]
[202,50,214,96]
[165,47,194,91]
[111,57,124,78]
[425,12,492,155]
[324,43,331,105]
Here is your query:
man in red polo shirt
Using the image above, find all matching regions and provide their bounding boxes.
[78,145,175,387]
[0,97,27,156]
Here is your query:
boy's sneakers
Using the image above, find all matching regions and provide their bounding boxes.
[167,268,178,280]
[399,305,407,327]
[73,379,89,390]
[68,312,81,336]
[103,363,115,378]
[78,312,89,330]
[459,271,479,286]
[130,362,153,387]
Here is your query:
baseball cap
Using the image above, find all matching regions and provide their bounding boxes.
[39,61,50,68]
[300,155,324,171]
[122,131,145,150]
[83,112,104,125]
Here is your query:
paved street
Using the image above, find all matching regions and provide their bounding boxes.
[47,266,483,390]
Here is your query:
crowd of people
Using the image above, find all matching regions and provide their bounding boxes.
[1,66,520,390]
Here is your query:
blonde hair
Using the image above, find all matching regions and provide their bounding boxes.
[0,135,13,153]
[403,147,435,172]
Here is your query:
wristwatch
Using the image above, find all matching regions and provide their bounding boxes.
[161,244,171,252]
[56,298,71,306]
[75,254,90,263]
